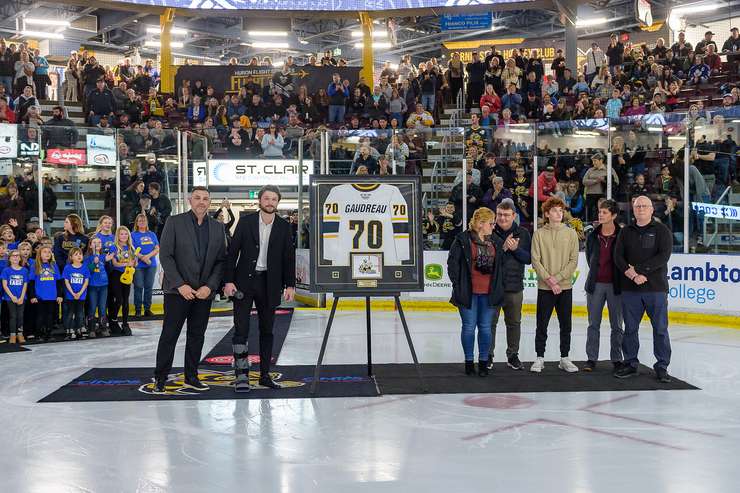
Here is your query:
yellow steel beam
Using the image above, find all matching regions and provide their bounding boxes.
[159,7,175,93]
[359,12,374,91]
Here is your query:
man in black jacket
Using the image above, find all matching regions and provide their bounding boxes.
[43,106,78,148]
[154,187,227,393]
[465,51,485,112]
[87,79,115,125]
[614,196,673,382]
[223,185,296,392]
[487,199,531,370]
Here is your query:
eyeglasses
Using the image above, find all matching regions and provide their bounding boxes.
[633,204,652,209]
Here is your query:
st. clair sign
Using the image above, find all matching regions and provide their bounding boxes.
[195,159,313,187]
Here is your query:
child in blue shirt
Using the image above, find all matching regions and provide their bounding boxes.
[131,214,160,317]
[606,88,623,119]
[85,237,113,338]
[29,245,62,342]
[1,250,29,344]
[62,247,90,340]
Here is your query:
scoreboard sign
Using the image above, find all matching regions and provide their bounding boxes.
[309,175,423,293]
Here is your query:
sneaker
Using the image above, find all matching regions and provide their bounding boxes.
[583,360,596,372]
[182,377,209,391]
[615,365,639,379]
[530,357,545,373]
[558,357,579,373]
[144,309,155,317]
[121,323,132,336]
[486,353,494,370]
[69,330,76,340]
[655,368,672,383]
[507,354,523,370]
[153,379,167,394]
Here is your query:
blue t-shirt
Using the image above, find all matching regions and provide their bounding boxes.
[62,264,90,300]
[96,233,115,255]
[31,262,61,301]
[110,244,133,273]
[0,258,7,272]
[1,266,29,301]
[8,242,18,250]
[131,231,159,268]
[86,254,109,287]
[26,258,35,271]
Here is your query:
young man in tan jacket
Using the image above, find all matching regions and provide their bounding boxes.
[530,197,580,373]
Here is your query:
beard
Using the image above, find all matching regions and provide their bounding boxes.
[259,204,276,214]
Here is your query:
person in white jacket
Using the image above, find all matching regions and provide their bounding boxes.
[584,42,607,84]
[385,134,410,174]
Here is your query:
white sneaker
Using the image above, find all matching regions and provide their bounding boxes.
[559,357,579,373]
[530,357,545,373]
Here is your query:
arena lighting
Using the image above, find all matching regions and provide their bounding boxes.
[146,26,188,35]
[575,17,609,27]
[23,18,70,27]
[350,30,388,38]
[647,127,664,132]
[299,39,309,45]
[248,31,289,37]
[20,30,64,39]
[509,129,533,134]
[353,41,392,49]
[250,41,290,48]
[273,60,284,67]
[145,40,184,48]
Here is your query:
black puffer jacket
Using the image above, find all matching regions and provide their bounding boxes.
[447,231,504,309]
[489,222,531,293]
[585,223,622,295]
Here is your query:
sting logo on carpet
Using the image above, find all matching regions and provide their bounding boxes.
[138,369,306,396]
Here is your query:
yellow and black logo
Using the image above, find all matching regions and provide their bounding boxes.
[139,369,305,396]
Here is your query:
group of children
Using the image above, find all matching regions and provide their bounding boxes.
[0,213,160,344]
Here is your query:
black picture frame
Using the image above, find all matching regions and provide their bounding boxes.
[309,175,424,293]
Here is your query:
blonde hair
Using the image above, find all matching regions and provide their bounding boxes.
[95,215,114,234]
[113,226,134,254]
[134,213,149,232]
[35,246,55,275]
[468,207,495,232]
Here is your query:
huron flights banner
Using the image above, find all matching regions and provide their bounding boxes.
[175,65,361,97]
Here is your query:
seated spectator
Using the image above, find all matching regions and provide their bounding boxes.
[529,165,558,206]
[21,105,43,126]
[351,144,378,174]
[630,173,651,196]
[260,124,284,157]
[187,95,206,124]
[563,182,584,219]
[43,106,77,147]
[449,173,482,221]
[703,44,722,74]
[387,88,406,124]
[225,117,249,155]
[479,84,501,115]
[605,88,623,118]
[623,97,645,116]
[13,85,38,121]
[481,176,513,211]
[406,103,434,129]
[378,155,394,175]
[87,79,115,125]
[348,87,368,118]
[501,83,522,115]
[687,55,711,86]
[385,134,410,173]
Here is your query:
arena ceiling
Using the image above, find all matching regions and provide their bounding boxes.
[0,0,734,64]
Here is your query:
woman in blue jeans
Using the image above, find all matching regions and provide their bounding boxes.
[447,207,503,377]
[131,214,160,317]
[85,237,111,337]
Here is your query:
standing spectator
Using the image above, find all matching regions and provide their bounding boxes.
[447,207,503,376]
[695,31,717,55]
[132,214,160,317]
[722,27,740,53]
[261,124,284,157]
[327,73,349,124]
[148,182,171,236]
[108,226,136,336]
[0,41,14,96]
[606,33,625,74]
[385,134,410,174]
[584,42,606,84]
[81,56,105,99]
[63,58,79,102]
[32,49,50,100]
[465,51,486,112]
[87,79,115,125]
[670,31,693,58]
[447,52,465,103]
[614,196,673,383]
[61,247,88,340]
[486,199,530,370]
[582,153,618,222]
[53,214,88,270]
[584,199,624,372]
[418,64,437,113]
[1,249,28,344]
[85,237,111,338]
[530,197,580,373]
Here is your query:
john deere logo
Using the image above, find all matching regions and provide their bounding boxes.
[425,264,443,280]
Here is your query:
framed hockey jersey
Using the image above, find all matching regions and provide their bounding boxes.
[309,175,423,293]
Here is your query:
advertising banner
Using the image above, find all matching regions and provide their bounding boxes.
[46,148,86,166]
[409,252,740,315]
[175,65,361,97]
[440,13,492,31]
[0,124,18,159]
[208,158,313,187]
[86,134,116,167]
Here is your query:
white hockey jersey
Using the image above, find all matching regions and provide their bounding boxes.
[322,183,411,266]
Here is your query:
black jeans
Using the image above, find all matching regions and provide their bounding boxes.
[36,300,58,336]
[232,272,275,376]
[154,293,213,381]
[535,289,573,358]
[63,300,85,330]
[6,301,24,335]
[108,270,130,323]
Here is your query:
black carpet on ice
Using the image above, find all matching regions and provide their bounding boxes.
[0,343,30,354]
[39,360,696,403]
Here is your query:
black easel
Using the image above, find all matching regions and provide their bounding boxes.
[310,292,426,394]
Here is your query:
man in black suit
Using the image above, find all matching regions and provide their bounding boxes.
[223,185,296,392]
[153,187,227,393]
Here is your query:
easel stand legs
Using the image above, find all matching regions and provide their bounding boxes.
[310,294,426,395]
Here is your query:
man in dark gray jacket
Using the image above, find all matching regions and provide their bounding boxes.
[153,187,226,393]
[487,199,531,370]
